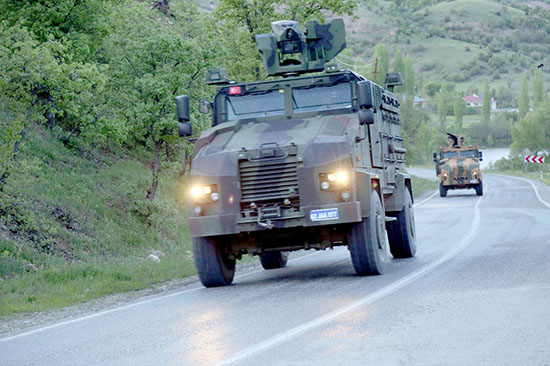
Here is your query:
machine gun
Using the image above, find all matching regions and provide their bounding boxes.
[447,133,465,148]
[255,19,346,77]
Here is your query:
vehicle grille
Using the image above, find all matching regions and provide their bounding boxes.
[239,158,299,204]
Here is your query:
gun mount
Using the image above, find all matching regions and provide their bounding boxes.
[255,19,346,77]
[447,133,465,148]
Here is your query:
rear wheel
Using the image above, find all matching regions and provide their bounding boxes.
[387,189,417,258]
[348,191,389,275]
[475,181,483,196]
[260,251,289,270]
[193,236,235,287]
[439,183,447,197]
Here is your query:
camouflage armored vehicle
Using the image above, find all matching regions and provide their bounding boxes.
[434,133,483,197]
[175,19,416,287]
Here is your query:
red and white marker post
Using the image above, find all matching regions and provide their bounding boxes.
[524,155,546,179]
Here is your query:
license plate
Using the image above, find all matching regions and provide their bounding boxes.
[469,179,477,183]
[310,208,339,221]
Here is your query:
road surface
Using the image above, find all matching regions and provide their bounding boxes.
[2,173,550,366]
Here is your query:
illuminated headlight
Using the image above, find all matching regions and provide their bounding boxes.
[190,184,218,202]
[336,171,348,184]
[190,186,204,200]
[319,171,349,191]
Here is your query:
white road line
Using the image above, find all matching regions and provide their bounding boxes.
[0,250,320,343]
[217,191,485,366]
[413,190,438,207]
[0,180,488,344]
[495,174,550,209]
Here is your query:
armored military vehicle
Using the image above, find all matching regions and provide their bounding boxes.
[434,133,483,197]
[175,19,416,287]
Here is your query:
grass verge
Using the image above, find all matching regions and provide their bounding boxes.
[411,175,439,199]
[488,170,550,186]
[0,125,195,316]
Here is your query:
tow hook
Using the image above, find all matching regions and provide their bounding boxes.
[256,204,281,229]
[257,217,275,229]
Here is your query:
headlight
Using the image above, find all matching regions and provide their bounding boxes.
[190,184,218,202]
[319,171,350,191]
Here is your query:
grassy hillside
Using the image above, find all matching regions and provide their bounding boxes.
[0,125,195,314]
[343,0,550,95]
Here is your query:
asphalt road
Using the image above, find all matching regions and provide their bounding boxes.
[2,173,550,366]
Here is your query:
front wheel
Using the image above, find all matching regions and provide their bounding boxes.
[439,183,447,197]
[475,181,483,196]
[260,251,288,270]
[193,236,235,287]
[348,191,389,275]
[387,189,417,258]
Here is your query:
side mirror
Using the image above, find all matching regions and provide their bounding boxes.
[178,122,192,137]
[357,81,373,109]
[433,152,438,162]
[478,151,483,161]
[199,100,212,114]
[358,109,375,125]
[175,95,190,122]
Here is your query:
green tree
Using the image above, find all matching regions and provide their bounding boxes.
[0,0,116,62]
[423,81,441,98]
[533,68,544,107]
[512,101,550,153]
[404,54,415,96]
[0,24,108,187]
[104,3,218,199]
[454,96,465,130]
[437,84,449,129]
[400,96,434,164]
[518,72,530,119]
[392,50,405,94]
[482,78,491,123]
[372,43,390,84]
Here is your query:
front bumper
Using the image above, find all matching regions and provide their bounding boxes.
[188,201,361,237]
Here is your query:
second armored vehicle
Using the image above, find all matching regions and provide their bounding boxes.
[176,19,417,287]
[434,133,483,197]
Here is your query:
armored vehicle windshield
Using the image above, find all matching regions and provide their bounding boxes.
[227,90,285,120]
[440,151,459,159]
[215,72,358,125]
[439,149,479,159]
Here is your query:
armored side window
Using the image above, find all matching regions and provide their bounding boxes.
[292,82,352,113]
[226,90,285,120]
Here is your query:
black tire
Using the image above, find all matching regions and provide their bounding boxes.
[439,183,447,197]
[387,189,417,258]
[193,236,235,287]
[348,191,389,275]
[260,251,289,270]
[475,181,483,196]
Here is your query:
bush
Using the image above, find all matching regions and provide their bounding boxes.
[494,154,549,172]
